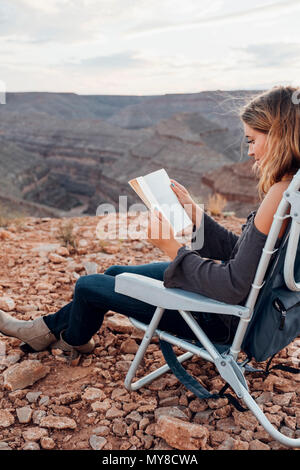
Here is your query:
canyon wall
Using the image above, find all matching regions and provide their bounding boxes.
[0,90,262,218]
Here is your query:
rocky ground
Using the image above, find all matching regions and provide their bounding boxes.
[0,212,299,451]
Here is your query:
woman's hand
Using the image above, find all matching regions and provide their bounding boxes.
[170,179,204,229]
[147,208,183,259]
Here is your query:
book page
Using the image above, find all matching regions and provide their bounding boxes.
[141,169,192,235]
[136,177,158,209]
[128,178,152,208]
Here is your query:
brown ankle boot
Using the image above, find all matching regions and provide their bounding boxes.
[51,330,95,354]
[0,310,56,352]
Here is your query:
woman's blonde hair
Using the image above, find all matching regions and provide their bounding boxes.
[240,85,300,200]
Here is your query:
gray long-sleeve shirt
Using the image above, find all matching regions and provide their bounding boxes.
[163,209,283,340]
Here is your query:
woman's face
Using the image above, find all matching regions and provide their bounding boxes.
[243,123,268,168]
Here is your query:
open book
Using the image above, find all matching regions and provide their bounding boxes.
[128,168,193,237]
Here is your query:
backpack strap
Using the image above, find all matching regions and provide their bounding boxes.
[159,339,248,412]
[245,353,300,376]
[265,353,300,375]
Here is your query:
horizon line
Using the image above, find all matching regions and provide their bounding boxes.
[3,88,265,97]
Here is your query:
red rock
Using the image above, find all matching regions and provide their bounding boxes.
[239,430,253,442]
[22,427,48,441]
[148,377,172,391]
[217,437,235,450]
[89,435,107,450]
[264,412,283,428]
[207,397,228,409]
[32,410,46,425]
[253,429,273,443]
[91,399,111,413]
[112,419,127,437]
[159,396,180,407]
[0,297,15,311]
[16,406,33,424]
[40,437,56,449]
[111,388,130,401]
[137,400,157,413]
[262,375,277,392]
[232,439,249,450]
[35,281,55,292]
[273,377,295,393]
[189,398,208,412]
[0,442,11,450]
[232,411,258,432]
[0,410,15,428]
[210,430,230,446]
[256,391,273,404]
[145,423,156,435]
[213,405,231,419]
[48,253,66,263]
[193,409,214,425]
[125,410,142,423]
[39,415,77,430]
[106,313,133,333]
[120,338,139,354]
[0,229,14,240]
[284,415,296,430]
[55,246,69,256]
[266,404,281,414]
[3,360,50,391]
[56,391,81,405]
[115,360,131,372]
[155,415,209,450]
[249,439,270,450]
[105,406,125,419]
[93,425,110,436]
[82,387,105,402]
[22,442,40,450]
[102,244,120,254]
[273,392,294,406]
[216,417,240,434]
[154,406,189,422]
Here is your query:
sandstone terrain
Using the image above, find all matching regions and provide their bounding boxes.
[0,212,299,451]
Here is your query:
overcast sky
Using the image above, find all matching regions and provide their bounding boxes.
[0,0,300,95]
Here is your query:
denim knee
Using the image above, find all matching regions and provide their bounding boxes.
[74,274,99,298]
[74,275,89,297]
[104,265,123,277]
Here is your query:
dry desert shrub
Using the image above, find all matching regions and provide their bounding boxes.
[0,204,26,229]
[207,193,227,216]
[57,220,77,250]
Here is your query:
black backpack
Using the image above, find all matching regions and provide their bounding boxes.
[242,217,300,362]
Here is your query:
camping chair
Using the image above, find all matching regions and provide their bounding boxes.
[114,170,300,448]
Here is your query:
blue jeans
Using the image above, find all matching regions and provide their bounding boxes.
[43,262,228,346]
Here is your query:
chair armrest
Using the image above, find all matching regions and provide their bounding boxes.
[114,272,249,318]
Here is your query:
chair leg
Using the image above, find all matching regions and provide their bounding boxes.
[213,356,300,448]
[125,351,194,391]
[125,306,165,391]
[124,306,194,391]
[241,386,300,448]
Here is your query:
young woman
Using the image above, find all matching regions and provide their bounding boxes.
[0,85,299,354]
